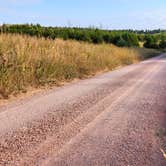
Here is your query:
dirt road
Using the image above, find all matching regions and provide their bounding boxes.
[0,54,166,166]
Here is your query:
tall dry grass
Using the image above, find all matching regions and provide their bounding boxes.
[0,34,153,98]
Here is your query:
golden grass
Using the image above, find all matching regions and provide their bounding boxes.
[0,34,160,98]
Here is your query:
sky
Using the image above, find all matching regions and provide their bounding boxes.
[0,0,166,30]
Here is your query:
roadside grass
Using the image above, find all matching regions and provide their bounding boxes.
[0,34,162,99]
[135,47,162,60]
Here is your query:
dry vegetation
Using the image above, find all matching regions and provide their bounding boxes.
[0,34,161,99]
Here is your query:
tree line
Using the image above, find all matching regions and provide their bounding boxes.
[0,24,166,49]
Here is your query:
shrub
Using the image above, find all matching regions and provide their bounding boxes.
[122,33,139,47]
[116,38,128,47]
[0,24,142,47]
[159,37,166,49]
[144,35,159,49]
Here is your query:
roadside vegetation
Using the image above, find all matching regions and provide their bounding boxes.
[0,33,161,99]
[1,24,166,49]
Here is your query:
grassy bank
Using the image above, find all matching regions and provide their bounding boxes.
[0,34,161,99]
[135,47,162,60]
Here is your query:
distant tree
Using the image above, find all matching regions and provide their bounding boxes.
[111,34,121,45]
[1,23,165,48]
[116,37,128,47]
[144,35,159,49]
[137,34,145,42]
[103,33,112,43]
[159,36,166,49]
[122,33,139,47]
[90,30,103,44]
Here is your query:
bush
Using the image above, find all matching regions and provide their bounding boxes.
[159,37,166,49]
[2,24,165,49]
[122,33,139,47]
[0,24,141,47]
[116,38,128,47]
[144,35,159,49]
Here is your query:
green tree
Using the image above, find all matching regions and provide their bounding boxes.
[144,35,159,49]
[116,37,128,47]
[122,33,139,47]
[159,36,166,49]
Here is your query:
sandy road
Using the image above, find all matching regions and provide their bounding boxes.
[0,54,166,165]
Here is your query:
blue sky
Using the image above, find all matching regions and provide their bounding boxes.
[0,0,166,29]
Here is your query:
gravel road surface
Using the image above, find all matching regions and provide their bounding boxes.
[0,54,166,166]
